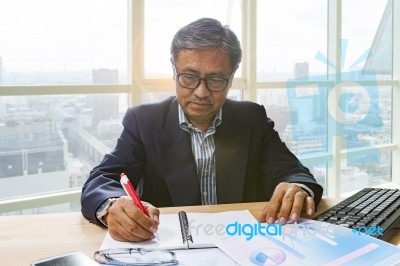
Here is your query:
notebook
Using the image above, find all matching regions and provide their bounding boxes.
[100,210,257,250]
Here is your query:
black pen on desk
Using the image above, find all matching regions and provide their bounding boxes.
[120,173,160,240]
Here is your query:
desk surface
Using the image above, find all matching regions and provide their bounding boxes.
[1,199,399,265]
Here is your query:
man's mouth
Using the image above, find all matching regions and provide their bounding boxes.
[190,102,211,108]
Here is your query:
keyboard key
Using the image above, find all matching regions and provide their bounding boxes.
[338,207,354,215]
[359,208,375,215]
[368,210,382,217]
[347,210,360,216]
[326,218,339,224]
[356,221,366,226]
[346,221,356,226]
[338,223,350,227]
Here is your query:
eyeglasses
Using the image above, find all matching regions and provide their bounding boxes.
[175,70,235,92]
[94,248,178,265]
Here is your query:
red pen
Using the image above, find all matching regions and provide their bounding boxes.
[120,173,159,240]
[120,173,149,216]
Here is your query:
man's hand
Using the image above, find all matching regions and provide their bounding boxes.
[258,182,315,225]
[105,196,160,242]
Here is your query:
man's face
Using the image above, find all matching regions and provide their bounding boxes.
[174,47,233,130]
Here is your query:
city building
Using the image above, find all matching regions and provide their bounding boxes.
[294,61,309,78]
[0,113,68,212]
[87,69,119,128]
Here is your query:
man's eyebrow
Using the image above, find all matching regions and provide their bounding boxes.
[179,67,227,77]
[179,67,200,74]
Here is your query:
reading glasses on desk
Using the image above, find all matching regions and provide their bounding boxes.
[94,248,178,266]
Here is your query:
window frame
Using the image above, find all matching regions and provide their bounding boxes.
[0,0,399,213]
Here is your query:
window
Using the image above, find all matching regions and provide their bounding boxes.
[0,0,129,214]
[257,0,327,81]
[0,0,128,85]
[0,0,399,214]
[144,0,242,79]
[256,0,396,196]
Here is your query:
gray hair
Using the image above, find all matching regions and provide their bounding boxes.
[170,18,242,70]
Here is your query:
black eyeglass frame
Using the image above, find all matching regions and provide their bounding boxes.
[174,65,236,92]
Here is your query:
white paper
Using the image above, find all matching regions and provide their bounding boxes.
[204,218,400,266]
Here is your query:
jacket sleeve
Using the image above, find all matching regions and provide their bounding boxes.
[80,107,146,224]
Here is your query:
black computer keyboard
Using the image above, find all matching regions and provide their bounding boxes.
[313,188,400,241]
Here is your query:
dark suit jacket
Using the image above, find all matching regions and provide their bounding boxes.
[81,97,323,224]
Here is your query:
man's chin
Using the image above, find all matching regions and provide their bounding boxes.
[186,109,215,123]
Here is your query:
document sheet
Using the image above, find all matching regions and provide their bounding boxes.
[100,210,400,265]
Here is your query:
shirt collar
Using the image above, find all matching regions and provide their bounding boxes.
[178,104,222,132]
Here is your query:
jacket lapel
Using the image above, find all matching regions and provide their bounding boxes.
[154,98,250,205]
[154,99,201,206]
[215,101,250,203]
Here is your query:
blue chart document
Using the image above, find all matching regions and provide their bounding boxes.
[209,216,400,266]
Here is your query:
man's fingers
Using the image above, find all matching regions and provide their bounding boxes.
[304,196,315,216]
[277,190,299,224]
[259,183,315,225]
[143,201,160,225]
[258,205,269,222]
[289,191,309,221]
[261,183,286,223]
[122,199,159,238]
[109,220,151,242]
[107,197,158,242]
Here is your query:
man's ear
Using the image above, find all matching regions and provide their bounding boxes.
[228,64,239,87]
[170,58,176,80]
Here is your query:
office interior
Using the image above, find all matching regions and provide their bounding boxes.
[0,0,399,216]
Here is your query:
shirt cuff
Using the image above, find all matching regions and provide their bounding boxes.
[291,183,314,199]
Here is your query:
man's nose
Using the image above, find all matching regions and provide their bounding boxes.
[193,80,210,98]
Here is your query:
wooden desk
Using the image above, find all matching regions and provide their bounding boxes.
[1,199,399,265]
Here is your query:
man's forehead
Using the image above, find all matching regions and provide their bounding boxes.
[175,48,232,73]
[176,48,229,61]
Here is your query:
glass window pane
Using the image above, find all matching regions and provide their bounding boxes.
[141,92,176,104]
[227,89,242,101]
[0,93,128,205]
[0,0,128,85]
[339,86,392,149]
[258,88,328,155]
[144,0,242,79]
[257,0,327,81]
[342,0,392,77]
[341,151,391,196]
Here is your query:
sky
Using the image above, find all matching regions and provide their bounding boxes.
[0,0,127,72]
[0,0,388,77]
